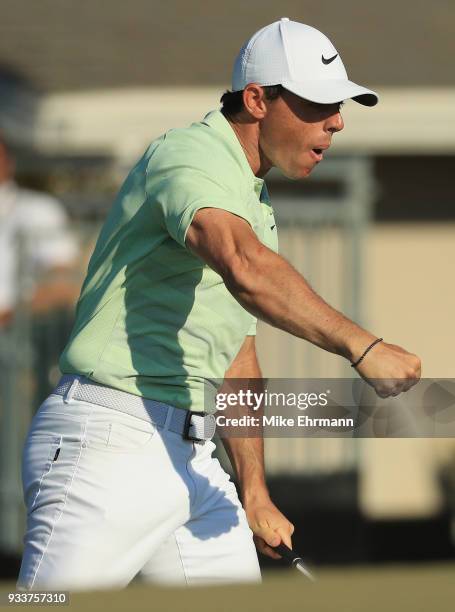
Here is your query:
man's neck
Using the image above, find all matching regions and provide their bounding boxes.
[223,112,272,179]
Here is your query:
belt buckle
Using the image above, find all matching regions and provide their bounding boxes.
[183,410,208,444]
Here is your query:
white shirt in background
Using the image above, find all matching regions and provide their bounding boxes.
[0,180,78,312]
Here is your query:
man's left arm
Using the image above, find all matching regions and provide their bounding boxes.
[220,335,294,559]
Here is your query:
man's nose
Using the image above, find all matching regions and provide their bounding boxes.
[327,110,344,134]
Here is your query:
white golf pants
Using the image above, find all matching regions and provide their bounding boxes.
[16,390,261,591]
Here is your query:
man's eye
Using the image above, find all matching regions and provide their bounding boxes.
[307,100,344,111]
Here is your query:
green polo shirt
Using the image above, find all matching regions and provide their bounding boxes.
[59,109,279,412]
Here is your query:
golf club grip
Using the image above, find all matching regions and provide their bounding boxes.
[274,542,301,564]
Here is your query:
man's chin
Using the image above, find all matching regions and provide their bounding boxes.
[282,166,313,180]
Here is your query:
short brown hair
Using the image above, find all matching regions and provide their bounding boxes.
[220,84,284,118]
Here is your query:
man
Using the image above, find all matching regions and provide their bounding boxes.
[17,18,420,591]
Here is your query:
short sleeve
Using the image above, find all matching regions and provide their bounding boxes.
[147,161,253,249]
[246,318,257,336]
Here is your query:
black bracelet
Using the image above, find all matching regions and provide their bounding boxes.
[351,338,384,368]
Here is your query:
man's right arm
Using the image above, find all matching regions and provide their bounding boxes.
[185,207,421,398]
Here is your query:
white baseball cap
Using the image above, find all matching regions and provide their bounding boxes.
[232,18,378,107]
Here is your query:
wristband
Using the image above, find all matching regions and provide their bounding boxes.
[351,338,383,368]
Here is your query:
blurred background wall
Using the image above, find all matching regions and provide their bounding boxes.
[0,0,454,578]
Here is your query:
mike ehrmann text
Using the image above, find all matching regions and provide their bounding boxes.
[215,415,355,428]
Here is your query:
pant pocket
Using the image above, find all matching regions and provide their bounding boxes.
[84,410,156,453]
[22,431,83,517]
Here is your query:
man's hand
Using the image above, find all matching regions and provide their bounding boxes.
[353,340,422,398]
[243,492,294,560]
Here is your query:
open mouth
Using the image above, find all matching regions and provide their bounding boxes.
[311,148,324,161]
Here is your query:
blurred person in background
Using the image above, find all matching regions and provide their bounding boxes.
[0,134,79,327]
[0,134,80,405]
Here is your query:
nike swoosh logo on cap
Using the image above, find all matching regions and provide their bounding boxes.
[322,53,338,65]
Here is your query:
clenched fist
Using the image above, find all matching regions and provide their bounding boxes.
[353,339,421,398]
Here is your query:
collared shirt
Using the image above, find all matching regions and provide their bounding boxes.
[59,109,279,412]
[0,180,77,312]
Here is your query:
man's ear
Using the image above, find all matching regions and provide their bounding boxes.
[243,84,268,120]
